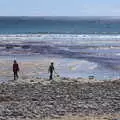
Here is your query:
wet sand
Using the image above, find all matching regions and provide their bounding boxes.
[0,56,97,82]
[0,55,119,82]
[0,57,56,82]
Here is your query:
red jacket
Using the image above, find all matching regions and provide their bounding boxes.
[13,63,19,72]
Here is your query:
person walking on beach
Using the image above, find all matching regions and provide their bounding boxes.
[48,62,55,80]
[13,60,19,80]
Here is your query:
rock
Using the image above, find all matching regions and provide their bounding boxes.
[50,114,61,119]
[31,98,38,101]
[30,80,34,82]
[0,79,119,119]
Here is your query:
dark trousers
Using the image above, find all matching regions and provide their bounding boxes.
[49,72,53,80]
[14,71,18,80]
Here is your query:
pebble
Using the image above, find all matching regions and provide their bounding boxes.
[0,80,119,119]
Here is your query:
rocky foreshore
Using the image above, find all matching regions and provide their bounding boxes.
[0,79,120,120]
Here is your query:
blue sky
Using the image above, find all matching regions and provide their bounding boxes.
[0,0,120,16]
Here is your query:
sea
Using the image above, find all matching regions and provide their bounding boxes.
[0,16,120,80]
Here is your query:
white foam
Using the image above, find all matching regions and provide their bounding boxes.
[0,33,120,46]
[115,53,120,56]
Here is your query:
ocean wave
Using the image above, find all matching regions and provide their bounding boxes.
[0,33,120,70]
[0,33,120,37]
[0,33,120,57]
[0,34,120,44]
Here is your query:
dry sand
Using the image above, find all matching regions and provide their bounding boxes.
[46,114,120,120]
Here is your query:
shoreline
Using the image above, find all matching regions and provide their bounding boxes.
[0,56,119,82]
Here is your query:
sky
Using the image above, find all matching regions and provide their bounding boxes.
[0,0,120,16]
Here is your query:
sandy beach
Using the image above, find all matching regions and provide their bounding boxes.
[0,57,58,82]
[0,56,99,82]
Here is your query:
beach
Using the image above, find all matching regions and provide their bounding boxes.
[0,55,103,82]
[0,17,120,120]
[0,57,120,120]
[0,33,120,80]
[0,77,120,120]
[0,52,119,120]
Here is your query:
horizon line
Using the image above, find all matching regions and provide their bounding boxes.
[0,16,120,17]
[0,16,120,20]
